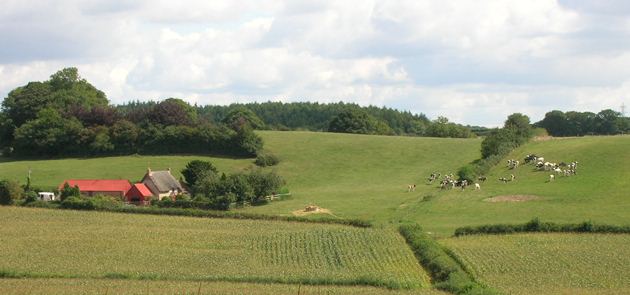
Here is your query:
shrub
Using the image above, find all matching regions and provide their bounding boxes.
[89,195,123,209]
[60,196,95,210]
[254,152,280,167]
[399,224,496,295]
[0,179,24,205]
[453,218,630,236]
[59,183,80,201]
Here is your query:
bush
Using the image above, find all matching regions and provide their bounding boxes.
[60,196,95,210]
[0,179,24,205]
[399,224,496,295]
[254,152,280,167]
[89,195,123,209]
[453,218,630,236]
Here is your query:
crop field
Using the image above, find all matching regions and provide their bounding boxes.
[0,278,448,295]
[441,233,630,294]
[0,207,430,289]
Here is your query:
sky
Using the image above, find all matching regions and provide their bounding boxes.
[1,0,629,126]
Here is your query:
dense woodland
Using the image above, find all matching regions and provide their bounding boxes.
[535,109,630,136]
[197,102,480,137]
[0,68,262,157]
[1,68,628,158]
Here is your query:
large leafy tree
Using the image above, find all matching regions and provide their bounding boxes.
[181,160,218,188]
[149,98,197,126]
[328,108,392,135]
[221,107,265,130]
[2,67,108,127]
[13,108,83,156]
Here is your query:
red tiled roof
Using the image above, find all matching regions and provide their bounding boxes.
[59,179,132,193]
[127,183,153,198]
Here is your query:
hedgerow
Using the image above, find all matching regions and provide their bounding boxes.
[454,218,630,237]
[23,201,371,228]
[399,223,497,295]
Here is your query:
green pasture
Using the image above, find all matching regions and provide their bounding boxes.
[0,207,429,289]
[441,233,630,294]
[1,132,629,235]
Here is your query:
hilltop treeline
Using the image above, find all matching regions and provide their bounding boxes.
[0,68,262,157]
[197,102,478,138]
[535,109,630,136]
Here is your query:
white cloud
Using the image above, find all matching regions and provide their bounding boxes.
[1,0,629,126]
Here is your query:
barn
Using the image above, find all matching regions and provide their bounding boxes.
[125,183,153,205]
[58,179,132,198]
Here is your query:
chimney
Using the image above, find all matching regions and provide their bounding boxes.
[147,167,152,176]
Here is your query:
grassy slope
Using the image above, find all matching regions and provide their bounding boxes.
[1,132,628,235]
[0,207,429,289]
[441,233,630,294]
[244,131,482,229]
[0,155,253,189]
[0,279,448,295]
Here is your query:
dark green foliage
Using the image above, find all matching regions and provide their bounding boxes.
[453,218,630,237]
[60,196,95,210]
[0,179,24,205]
[328,108,393,135]
[458,113,532,182]
[536,109,629,136]
[246,169,285,204]
[426,117,475,138]
[181,160,218,187]
[254,152,280,167]
[1,69,262,158]
[59,183,80,201]
[149,98,198,126]
[221,107,265,130]
[199,101,435,136]
[192,168,285,209]
[13,108,84,156]
[399,224,496,295]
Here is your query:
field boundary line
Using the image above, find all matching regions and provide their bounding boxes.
[453,218,630,237]
[0,269,423,290]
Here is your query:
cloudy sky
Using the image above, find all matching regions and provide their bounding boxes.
[1,0,629,126]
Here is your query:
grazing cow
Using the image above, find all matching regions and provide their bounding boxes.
[524,154,539,164]
[554,168,562,175]
[478,176,487,182]
[474,183,481,190]
[549,175,555,182]
[407,184,416,192]
[510,174,516,181]
[499,177,509,183]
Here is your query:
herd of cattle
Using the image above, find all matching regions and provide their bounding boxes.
[409,153,580,192]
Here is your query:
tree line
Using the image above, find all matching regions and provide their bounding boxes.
[535,109,630,137]
[197,101,479,138]
[0,68,262,157]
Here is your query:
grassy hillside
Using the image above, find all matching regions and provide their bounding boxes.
[1,132,629,235]
[441,233,630,294]
[0,155,253,189]
[0,207,429,289]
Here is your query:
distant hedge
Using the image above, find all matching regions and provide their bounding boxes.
[399,224,497,295]
[454,218,630,237]
[23,201,371,228]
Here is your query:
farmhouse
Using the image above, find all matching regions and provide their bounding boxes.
[141,168,184,200]
[58,179,132,198]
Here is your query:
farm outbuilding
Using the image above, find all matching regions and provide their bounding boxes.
[125,183,153,205]
[58,179,132,198]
